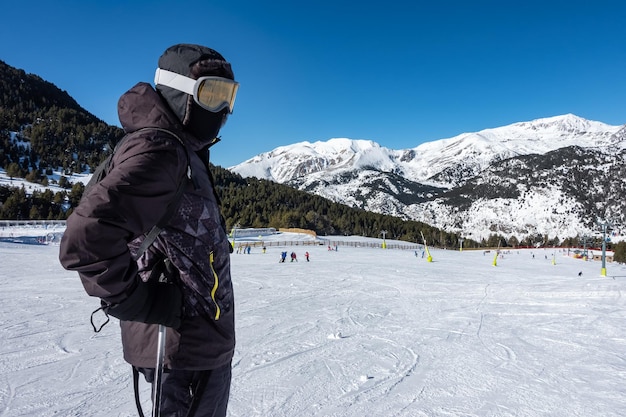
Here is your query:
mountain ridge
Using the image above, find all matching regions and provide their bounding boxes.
[231,114,621,186]
[230,114,626,241]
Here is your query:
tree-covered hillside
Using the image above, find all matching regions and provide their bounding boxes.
[0,60,124,177]
[212,164,463,246]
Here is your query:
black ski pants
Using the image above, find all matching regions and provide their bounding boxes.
[139,361,231,417]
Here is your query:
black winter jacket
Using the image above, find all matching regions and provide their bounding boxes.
[59,82,235,370]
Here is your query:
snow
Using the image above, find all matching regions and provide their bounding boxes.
[230,114,623,187]
[0,167,92,196]
[1,229,626,416]
[235,138,398,183]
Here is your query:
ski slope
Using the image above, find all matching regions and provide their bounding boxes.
[1,232,625,416]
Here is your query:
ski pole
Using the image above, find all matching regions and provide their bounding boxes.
[152,324,167,417]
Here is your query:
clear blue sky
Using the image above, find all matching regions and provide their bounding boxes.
[2,0,625,167]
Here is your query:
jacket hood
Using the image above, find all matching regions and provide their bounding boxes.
[117,82,211,151]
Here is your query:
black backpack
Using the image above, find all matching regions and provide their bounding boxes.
[85,127,193,259]
[88,127,193,334]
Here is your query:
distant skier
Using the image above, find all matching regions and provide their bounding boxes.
[305,251,310,262]
[291,252,298,262]
[280,251,287,263]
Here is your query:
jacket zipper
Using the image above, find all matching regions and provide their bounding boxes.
[209,252,221,320]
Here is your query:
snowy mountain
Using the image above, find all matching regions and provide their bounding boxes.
[230,114,626,242]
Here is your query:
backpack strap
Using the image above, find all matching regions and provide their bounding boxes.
[132,366,146,417]
[134,172,187,259]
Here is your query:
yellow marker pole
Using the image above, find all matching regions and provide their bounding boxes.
[492,241,501,267]
[231,224,241,251]
[420,231,433,262]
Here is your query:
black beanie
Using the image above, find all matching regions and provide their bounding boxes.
[156,44,235,124]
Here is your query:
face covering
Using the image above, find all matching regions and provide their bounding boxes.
[185,105,229,143]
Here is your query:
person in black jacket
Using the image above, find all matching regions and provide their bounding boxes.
[60,44,239,417]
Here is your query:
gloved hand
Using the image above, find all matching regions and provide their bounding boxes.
[104,261,183,328]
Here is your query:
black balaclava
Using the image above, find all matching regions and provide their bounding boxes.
[156,44,235,144]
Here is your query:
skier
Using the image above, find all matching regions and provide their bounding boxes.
[59,44,238,417]
[280,251,287,263]
[291,252,298,262]
[305,251,310,262]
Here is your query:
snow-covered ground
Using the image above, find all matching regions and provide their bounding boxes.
[0,167,92,195]
[1,230,626,416]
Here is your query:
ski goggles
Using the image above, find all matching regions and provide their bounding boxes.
[154,68,239,113]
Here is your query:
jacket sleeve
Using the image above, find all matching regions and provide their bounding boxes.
[59,135,186,304]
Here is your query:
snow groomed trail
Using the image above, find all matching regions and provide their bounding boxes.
[1,240,625,416]
[228,244,626,417]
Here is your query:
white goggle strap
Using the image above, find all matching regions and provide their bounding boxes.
[154,68,196,95]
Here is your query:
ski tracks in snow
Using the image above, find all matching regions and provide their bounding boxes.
[230,248,445,416]
[3,242,626,416]
[0,245,141,416]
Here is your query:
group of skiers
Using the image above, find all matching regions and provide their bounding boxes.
[279,251,310,263]
[236,244,252,254]
[235,244,312,263]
